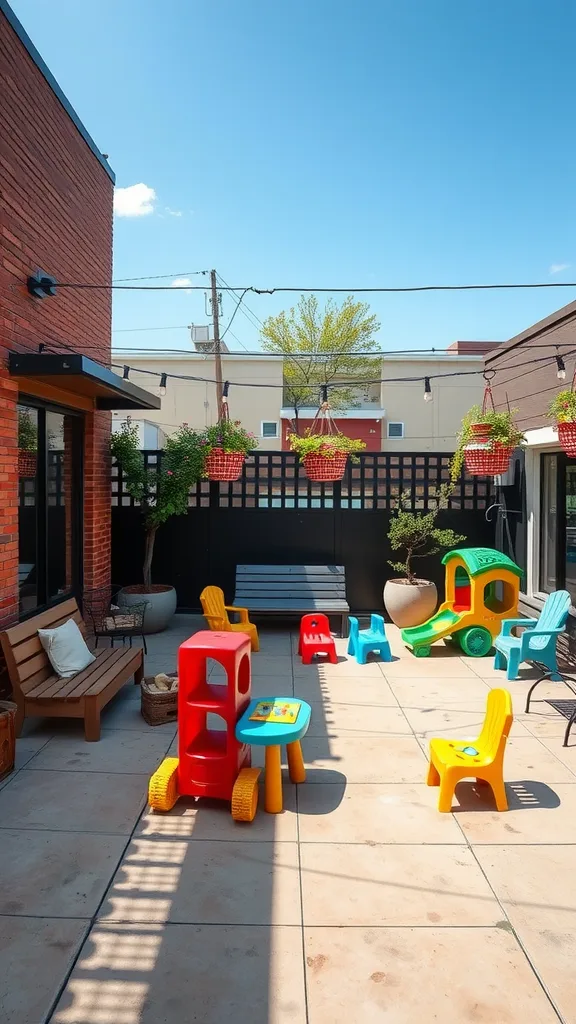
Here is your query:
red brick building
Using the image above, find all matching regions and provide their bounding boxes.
[0,1,157,627]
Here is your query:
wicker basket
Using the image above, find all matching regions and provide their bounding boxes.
[0,701,17,780]
[141,677,178,726]
[464,442,515,477]
[205,449,245,481]
[558,421,576,457]
[303,453,348,482]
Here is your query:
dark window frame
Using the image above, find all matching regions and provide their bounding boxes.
[18,395,84,618]
[539,450,576,596]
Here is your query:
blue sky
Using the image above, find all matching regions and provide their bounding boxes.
[11,0,576,352]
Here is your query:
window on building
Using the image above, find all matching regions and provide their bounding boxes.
[387,422,404,439]
[540,454,558,594]
[18,400,83,616]
[261,421,279,439]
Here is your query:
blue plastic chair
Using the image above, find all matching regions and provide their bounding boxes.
[347,614,392,665]
[493,590,571,681]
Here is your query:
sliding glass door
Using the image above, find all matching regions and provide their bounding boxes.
[540,451,576,604]
[18,399,83,615]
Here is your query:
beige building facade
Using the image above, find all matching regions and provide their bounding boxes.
[112,347,492,452]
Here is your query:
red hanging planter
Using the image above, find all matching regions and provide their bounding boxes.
[303,452,348,482]
[18,450,37,477]
[205,448,245,482]
[464,440,515,476]
[557,421,576,456]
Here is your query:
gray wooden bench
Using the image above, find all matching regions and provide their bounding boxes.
[234,565,349,636]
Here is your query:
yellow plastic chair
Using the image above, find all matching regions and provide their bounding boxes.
[426,688,513,812]
[200,586,260,652]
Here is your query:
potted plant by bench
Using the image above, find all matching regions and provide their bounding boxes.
[111,422,204,632]
[548,389,576,456]
[288,430,366,482]
[202,419,256,481]
[18,408,37,478]
[452,405,525,478]
[384,492,466,627]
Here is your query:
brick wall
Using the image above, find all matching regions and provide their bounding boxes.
[0,9,114,626]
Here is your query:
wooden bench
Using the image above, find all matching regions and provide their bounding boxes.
[234,565,350,637]
[0,598,144,741]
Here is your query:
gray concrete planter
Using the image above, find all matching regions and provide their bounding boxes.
[383,579,438,628]
[119,585,177,634]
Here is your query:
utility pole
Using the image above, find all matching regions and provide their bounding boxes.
[210,269,223,418]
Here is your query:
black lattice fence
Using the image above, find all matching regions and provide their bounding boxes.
[111,451,496,613]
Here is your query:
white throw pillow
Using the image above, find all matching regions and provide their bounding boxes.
[38,618,96,679]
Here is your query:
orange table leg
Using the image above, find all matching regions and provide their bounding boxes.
[264,744,283,813]
[287,740,306,783]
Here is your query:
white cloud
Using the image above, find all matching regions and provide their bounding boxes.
[549,262,571,275]
[165,207,183,217]
[170,277,193,294]
[114,183,156,217]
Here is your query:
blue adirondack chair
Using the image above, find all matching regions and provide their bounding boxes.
[493,590,571,681]
[347,614,392,665]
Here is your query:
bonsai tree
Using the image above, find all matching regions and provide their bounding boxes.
[110,422,205,590]
[451,405,525,480]
[388,489,466,584]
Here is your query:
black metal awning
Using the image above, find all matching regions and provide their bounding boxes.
[9,353,161,411]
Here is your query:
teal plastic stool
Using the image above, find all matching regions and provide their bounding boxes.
[236,697,311,813]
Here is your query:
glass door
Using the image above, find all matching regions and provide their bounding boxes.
[18,400,83,615]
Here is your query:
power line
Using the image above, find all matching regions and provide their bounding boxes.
[112,270,208,282]
[52,280,576,294]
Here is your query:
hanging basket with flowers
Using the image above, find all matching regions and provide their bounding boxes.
[201,385,256,481]
[548,385,576,456]
[288,393,366,482]
[452,375,525,479]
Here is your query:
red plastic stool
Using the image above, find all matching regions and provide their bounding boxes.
[298,613,337,665]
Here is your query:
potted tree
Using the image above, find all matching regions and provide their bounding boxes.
[452,405,525,478]
[18,408,37,477]
[202,419,256,481]
[548,390,576,456]
[111,422,205,632]
[288,431,366,482]
[384,492,466,627]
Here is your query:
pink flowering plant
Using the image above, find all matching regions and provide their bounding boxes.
[110,422,205,589]
[201,418,256,457]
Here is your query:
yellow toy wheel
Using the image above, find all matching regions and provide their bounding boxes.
[149,757,179,812]
[231,767,261,822]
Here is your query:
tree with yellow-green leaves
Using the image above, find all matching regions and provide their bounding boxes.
[260,295,381,431]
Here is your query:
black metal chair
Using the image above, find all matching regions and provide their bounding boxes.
[82,586,148,655]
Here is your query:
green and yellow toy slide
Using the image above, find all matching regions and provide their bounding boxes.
[400,547,523,658]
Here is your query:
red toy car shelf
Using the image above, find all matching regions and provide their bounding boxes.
[149,631,261,820]
[298,613,337,665]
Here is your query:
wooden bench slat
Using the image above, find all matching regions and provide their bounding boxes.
[28,649,119,700]
[239,599,349,610]
[237,564,345,574]
[3,599,80,646]
[83,649,141,697]
[10,615,86,667]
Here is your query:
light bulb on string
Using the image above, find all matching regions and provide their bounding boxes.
[122,365,130,380]
[556,354,566,380]
[159,373,167,396]
[423,377,433,402]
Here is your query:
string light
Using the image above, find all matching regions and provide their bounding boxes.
[556,354,567,380]
[122,365,130,380]
[423,377,433,402]
[159,373,167,396]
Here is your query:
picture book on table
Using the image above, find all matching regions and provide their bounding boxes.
[249,700,301,724]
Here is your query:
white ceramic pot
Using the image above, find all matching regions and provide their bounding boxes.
[119,585,177,634]
[383,579,438,628]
